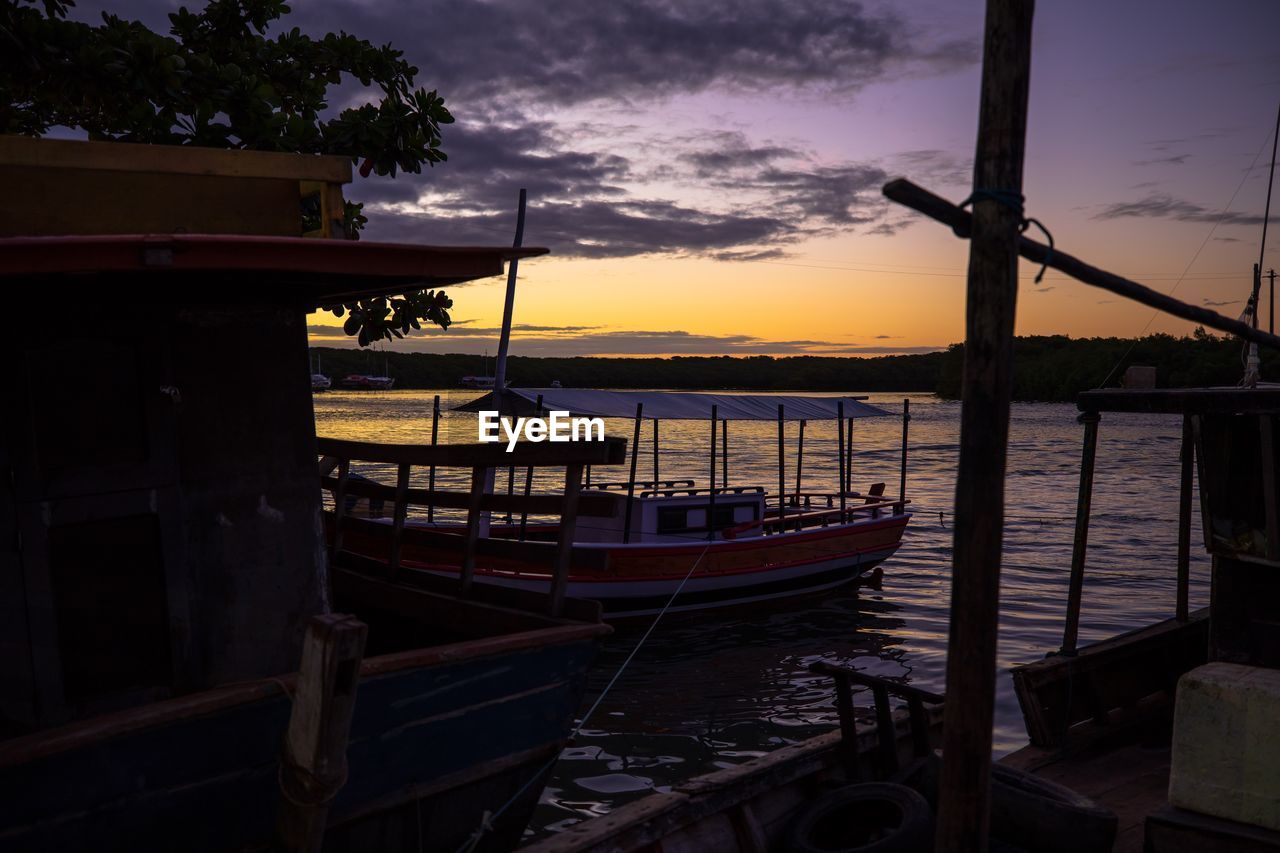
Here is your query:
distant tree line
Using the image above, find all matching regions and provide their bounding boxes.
[311,329,1278,401]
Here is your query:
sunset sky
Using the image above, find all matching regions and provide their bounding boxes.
[83,0,1280,357]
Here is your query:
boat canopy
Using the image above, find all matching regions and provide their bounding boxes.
[455,388,889,420]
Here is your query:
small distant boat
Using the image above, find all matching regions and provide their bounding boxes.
[340,374,395,390]
[311,373,332,391]
[460,375,497,389]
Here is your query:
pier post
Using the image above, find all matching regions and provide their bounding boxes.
[721,419,728,488]
[653,418,660,484]
[518,394,543,541]
[1062,410,1100,653]
[1176,415,1194,621]
[795,419,806,497]
[935,2,1035,851]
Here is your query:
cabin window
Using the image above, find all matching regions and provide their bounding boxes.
[48,514,172,704]
[657,502,757,533]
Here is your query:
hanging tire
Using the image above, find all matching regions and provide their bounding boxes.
[988,764,1117,853]
[786,782,934,853]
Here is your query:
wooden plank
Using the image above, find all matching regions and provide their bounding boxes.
[936,2,1036,850]
[277,614,367,853]
[316,436,627,468]
[0,135,352,183]
[1078,387,1280,415]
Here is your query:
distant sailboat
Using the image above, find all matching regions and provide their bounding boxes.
[310,352,331,392]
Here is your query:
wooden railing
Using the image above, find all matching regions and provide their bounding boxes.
[810,662,943,780]
[318,436,627,617]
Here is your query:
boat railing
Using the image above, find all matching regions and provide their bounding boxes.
[317,436,627,617]
[724,492,909,537]
[586,479,695,492]
[810,662,943,780]
[637,485,767,499]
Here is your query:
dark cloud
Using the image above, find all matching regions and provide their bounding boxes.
[297,0,976,108]
[1134,154,1190,166]
[357,120,898,257]
[1093,194,1267,226]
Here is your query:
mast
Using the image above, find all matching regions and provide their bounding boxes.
[493,189,527,395]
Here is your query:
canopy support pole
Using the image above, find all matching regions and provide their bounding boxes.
[846,417,854,496]
[427,394,440,524]
[518,394,543,541]
[623,402,643,544]
[795,419,806,499]
[721,419,728,488]
[935,2,1034,850]
[653,418,660,484]
[899,398,911,513]
[708,405,718,541]
[777,405,786,529]
[837,402,847,522]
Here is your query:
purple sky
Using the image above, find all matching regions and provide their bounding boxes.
[73,0,1280,357]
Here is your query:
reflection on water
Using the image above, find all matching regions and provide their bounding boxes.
[313,389,1209,838]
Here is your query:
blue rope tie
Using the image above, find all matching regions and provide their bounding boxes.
[957,189,1055,284]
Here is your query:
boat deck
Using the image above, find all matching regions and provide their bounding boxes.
[1002,739,1172,853]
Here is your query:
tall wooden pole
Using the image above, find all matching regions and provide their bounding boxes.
[427,394,440,523]
[653,418,660,484]
[795,419,806,497]
[708,405,718,540]
[721,420,728,487]
[837,402,847,521]
[899,398,911,510]
[936,3,1035,851]
[777,405,786,527]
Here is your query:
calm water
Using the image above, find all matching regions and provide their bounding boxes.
[312,389,1209,838]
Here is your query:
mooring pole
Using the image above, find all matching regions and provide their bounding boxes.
[708,405,718,540]
[1061,410,1100,654]
[777,405,786,528]
[1176,415,1194,621]
[936,3,1035,851]
[623,403,643,544]
[427,394,440,523]
[899,398,911,512]
[795,419,807,498]
[837,402,847,522]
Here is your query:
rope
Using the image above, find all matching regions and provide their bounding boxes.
[454,539,715,853]
[956,189,1055,284]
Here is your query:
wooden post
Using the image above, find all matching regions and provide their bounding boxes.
[935,3,1035,851]
[459,466,487,595]
[623,403,643,544]
[709,405,718,540]
[795,419,806,497]
[1176,415,1194,621]
[549,463,584,617]
[1061,411,1100,654]
[330,458,350,557]
[427,394,440,523]
[777,405,786,528]
[277,614,367,853]
[386,462,410,579]
[838,402,847,522]
[899,398,911,513]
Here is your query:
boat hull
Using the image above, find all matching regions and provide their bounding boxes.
[0,625,603,853]
[339,514,910,619]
